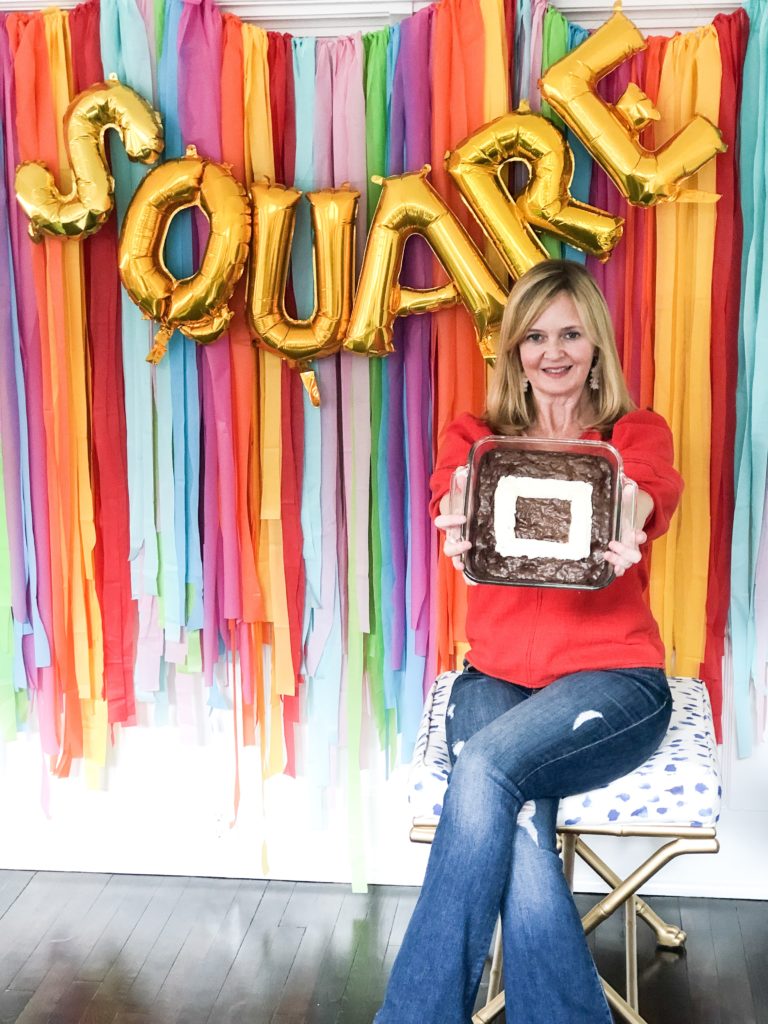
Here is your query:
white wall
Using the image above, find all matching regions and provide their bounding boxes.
[1,675,766,899]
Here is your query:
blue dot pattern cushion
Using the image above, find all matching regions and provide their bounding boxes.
[409,675,721,830]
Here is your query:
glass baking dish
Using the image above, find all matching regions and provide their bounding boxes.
[448,436,636,589]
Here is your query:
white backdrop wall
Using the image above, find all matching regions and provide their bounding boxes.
[0,0,765,900]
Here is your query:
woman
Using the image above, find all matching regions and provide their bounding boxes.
[375,260,683,1024]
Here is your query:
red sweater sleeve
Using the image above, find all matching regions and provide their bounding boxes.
[429,413,490,520]
[610,410,684,540]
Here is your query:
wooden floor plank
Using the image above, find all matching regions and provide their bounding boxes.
[0,871,764,1024]
[271,883,346,1021]
[679,895,721,1024]
[736,899,768,1024]
[0,872,34,921]
[121,878,201,1013]
[78,876,189,1022]
[335,886,402,1024]
[148,876,241,1023]
[0,874,85,992]
[206,881,300,1024]
[709,898,757,1024]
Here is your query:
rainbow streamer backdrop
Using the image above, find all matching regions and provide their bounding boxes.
[0,0,761,842]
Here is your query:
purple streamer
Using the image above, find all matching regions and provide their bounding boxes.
[0,99,25,624]
[395,8,433,660]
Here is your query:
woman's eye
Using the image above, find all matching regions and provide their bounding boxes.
[526,333,544,343]
[564,331,581,340]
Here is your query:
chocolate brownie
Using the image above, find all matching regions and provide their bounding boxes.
[464,446,616,587]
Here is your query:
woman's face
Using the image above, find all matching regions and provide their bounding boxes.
[517,291,597,404]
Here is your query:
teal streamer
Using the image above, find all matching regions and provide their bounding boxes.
[563,22,592,264]
[292,37,322,618]
[100,0,159,600]
[155,0,202,637]
[378,25,402,720]
[732,0,768,756]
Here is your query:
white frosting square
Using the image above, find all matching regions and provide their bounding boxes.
[493,476,593,560]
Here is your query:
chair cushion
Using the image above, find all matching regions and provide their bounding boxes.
[409,673,721,830]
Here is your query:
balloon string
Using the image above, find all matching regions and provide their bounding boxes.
[146,325,173,365]
[228,619,241,828]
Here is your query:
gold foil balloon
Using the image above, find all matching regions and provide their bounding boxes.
[15,77,164,241]
[447,106,624,276]
[344,166,506,363]
[539,9,726,206]
[118,146,251,363]
[247,181,359,362]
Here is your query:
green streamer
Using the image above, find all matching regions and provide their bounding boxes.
[178,629,202,674]
[0,445,16,740]
[342,27,393,895]
[540,8,570,259]
[363,29,390,751]
[155,0,166,62]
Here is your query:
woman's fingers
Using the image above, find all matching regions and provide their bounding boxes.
[435,512,466,531]
[445,538,472,559]
[604,535,643,577]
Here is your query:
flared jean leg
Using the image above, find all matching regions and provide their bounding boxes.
[376,733,525,1024]
[500,798,612,1024]
[375,666,671,1024]
[376,674,530,1024]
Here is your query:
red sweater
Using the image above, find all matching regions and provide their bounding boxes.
[429,410,684,688]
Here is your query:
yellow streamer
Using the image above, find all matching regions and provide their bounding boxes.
[44,11,107,767]
[650,28,719,676]
[242,24,292,775]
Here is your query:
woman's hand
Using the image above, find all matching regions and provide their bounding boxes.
[603,527,647,578]
[602,479,649,578]
[434,512,473,573]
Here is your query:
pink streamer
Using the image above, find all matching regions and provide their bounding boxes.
[178,0,242,627]
[332,35,370,635]
[528,0,547,112]
[305,40,342,677]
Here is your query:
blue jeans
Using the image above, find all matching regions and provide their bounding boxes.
[375,664,672,1024]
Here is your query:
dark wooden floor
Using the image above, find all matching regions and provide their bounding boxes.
[0,870,765,1023]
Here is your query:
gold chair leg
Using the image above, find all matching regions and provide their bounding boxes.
[601,976,647,1024]
[625,888,639,1010]
[472,991,506,1023]
[487,919,503,1001]
[575,837,688,948]
[579,836,718,936]
[561,831,577,889]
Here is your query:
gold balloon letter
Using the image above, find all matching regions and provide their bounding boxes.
[118,147,251,362]
[344,167,506,363]
[447,107,624,277]
[15,78,164,242]
[247,181,359,362]
[540,10,726,206]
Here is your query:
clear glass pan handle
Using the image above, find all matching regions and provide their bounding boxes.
[448,465,469,553]
[619,473,638,542]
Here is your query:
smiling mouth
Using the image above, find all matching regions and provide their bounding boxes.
[542,366,572,376]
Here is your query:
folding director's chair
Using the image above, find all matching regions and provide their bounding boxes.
[408,673,721,1024]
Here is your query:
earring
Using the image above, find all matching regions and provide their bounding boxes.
[589,366,599,391]
[522,375,529,393]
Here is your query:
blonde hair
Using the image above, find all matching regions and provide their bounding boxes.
[485,260,635,436]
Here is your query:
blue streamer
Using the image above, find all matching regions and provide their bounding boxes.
[563,22,592,265]
[292,37,322,621]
